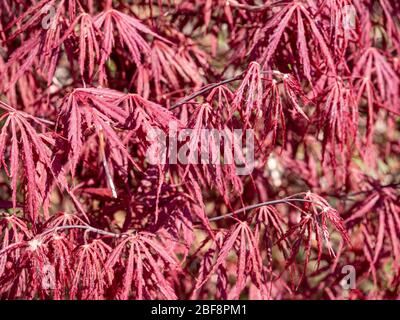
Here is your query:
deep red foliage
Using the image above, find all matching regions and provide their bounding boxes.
[0,0,399,300]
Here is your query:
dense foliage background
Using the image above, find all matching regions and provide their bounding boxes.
[0,0,399,299]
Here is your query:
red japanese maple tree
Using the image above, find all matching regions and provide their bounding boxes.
[0,0,399,300]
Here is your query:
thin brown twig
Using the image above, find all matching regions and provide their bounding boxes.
[208,198,319,222]
[327,182,400,200]
[42,225,129,238]
[170,73,243,110]
[0,224,131,257]
[226,0,271,12]
[169,69,285,110]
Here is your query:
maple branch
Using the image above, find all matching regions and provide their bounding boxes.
[374,101,400,116]
[0,225,131,257]
[0,242,25,257]
[208,182,400,224]
[170,69,285,110]
[42,225,130,238]
[226,0,271,12]
[329,182,400,200]
[208,198,318,222]
[170,73,243,110]
[36,116,55,126]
